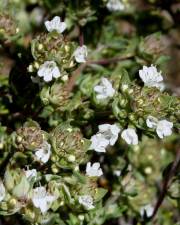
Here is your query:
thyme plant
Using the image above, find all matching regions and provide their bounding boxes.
[0,0,179,224]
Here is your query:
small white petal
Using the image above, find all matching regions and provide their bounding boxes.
[45,16,66,33]
[140,204,154,217]
[146,116,158,129]
[98,124,120,145]
[37,67,46,77]
[86,162,103,177]
[0,180,5,202]
[37,61,61,82]
[113,170,121,176]
[74,45,88,63]
[35,141,51,163]
[156,120,173,139]
[121,128,138,145]
[94,77,115,100]
[78,195,94,210]
[52,67,61,78]
[139,65,164,91]
[43,73,53,82]
[89,133,109,152]
[32,186,55,214]
[106,0,125,11]
[154,82,166,91]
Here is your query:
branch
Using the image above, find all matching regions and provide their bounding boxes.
[65,63,87,93]
[150,148,180,220]
[89,54,133,65]
[79,27,84,46]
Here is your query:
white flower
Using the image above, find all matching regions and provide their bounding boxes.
[89,133,109,152]
[98,124,120,145]
[106,0,125,11]
[37,61,61,82]
[139,65,164,91]
[156,120,173,139]
[140,204,154,217]
[74,45,88,63]
[32,186,56,213]
[35,141,51,163]
[0,180,5,202]
[89,124,120,152]
[78,195,94,210]
[121,128,138,145]
[86,162,103,177]
[94,77,115,100]
[45,16,66,33]
[25,169,37,179]
[146,116,173,139]
[146,116,158,129]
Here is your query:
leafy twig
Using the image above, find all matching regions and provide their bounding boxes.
[65,54,133,93]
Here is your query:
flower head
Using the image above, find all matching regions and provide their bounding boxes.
[78,195,94,210]
[146,116,158,129]
[45,16,66,33]
[37,61,61,82]
[121,128,138,145]
[94,77,115,100]
[89,133,109,152]
[74,45,88,63]
[156,119,173,139]
[98,124,120,145]
[35,141,51,163]
[0,180,5,202]
[32,186,56,213]
[86,162,103,177]
[139,65,164,91]
[106,0,125,11]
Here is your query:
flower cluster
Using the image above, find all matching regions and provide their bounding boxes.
[29,16,88,83]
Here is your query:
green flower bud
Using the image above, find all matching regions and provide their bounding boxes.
[40,81,70,109]
[50,123,90,169]
[168,178,180,199]
[130,85,180,122]
[112,97,129,122]
[8,198,17,209]
[0,13,17,40]
[138,33,166,61]
[31,32,77,74]
[16,121,46,151]
[4,167,32,200]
